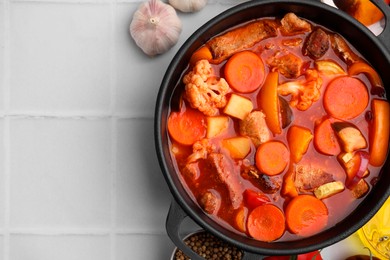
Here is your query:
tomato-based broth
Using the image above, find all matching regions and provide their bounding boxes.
[166,13,389,242]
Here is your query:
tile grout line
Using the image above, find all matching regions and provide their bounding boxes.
[3,0,11,258]
[109,1,117,260]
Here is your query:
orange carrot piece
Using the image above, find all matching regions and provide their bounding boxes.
[323,76,369,120]
[314,117,341,156]
[285,195,328,237]
[256,141,289,176]
[234,207,248,233]
[167,108,206,146]
[348,61,384,95]
[287,125,313,163]
[369,99,390,166]
[281,166,298,198]
[247,204,285,242]
[189,46,213,66]
[224,51,265,93]
[257,71,282,134]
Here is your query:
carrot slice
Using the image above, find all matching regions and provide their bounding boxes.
[224,50,265,93]
[314,117,341,156]
[189,46,213,66]
[256,141,289,176]
[323,76,369,120]
[247,204,285,242]
[167,108,206,145]
[369,99,390,166]
[285,195,328,237]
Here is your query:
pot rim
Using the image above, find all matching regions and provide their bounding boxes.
[155,0,390,257]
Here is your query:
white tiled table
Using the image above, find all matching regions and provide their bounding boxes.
[0,0,383,259]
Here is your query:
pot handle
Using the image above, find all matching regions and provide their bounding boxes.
[166,199,266,260]
[166,199,204,260]
[371,0,390,51]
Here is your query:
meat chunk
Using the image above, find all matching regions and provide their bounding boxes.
[240,161,281,194]
[303,28,330,59]
[280,13,312,36]
[182,162,200,181]
[351,179,369,199]
[206,19,278,63]
[239,111,271,147]
[330,34,361,66]
[267,51,305,78]
[184,60,231,116]
[207,153,243,209]
[199,190,221,214]
[294,164,334,192]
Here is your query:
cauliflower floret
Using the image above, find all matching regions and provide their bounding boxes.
[186,138,217,164]
[277,69,323,111]
[183,60,231,116]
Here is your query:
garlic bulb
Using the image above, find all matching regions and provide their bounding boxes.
[169,0,207,13]
[130,0,182,56]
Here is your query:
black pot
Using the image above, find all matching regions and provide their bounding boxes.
[155,0,390,259]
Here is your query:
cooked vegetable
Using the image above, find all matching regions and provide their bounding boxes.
[224,51,265,93]
[223,93,253,120]
[287,125,313,163]
[189,46,212,66]
[168,108,206,145]
[323,76,369,120]
[282,166,299,198]
[279,96,293,128]
[315,60,346,76]
[234,207,247,233]
[258,71,282,134]
[348,61,385,96]
[222,136,251,159]
[285,195,329,237]
[206,116,229,138]
[243,189,270,209]
[277,69,322,111]
[184,59,231,116]
[314,117,341,156]
[256,141,289,176]
[333,0,390,26]
[314,181,345,199]
[369,99,390,166]
[332,121,367,152]
[247,204,286,242]
[338,151,370,189]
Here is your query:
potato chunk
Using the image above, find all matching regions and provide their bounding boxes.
[207,116,229,138]
[223,94,253,120]
[222,136,251,159]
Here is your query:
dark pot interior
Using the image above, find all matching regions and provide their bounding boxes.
[155,0,390,258]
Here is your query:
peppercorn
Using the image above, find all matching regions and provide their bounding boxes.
[173,231,243,260]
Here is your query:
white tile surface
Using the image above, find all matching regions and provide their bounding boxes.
[0,0,385,259]
[9,3,111,114]
[9,118,111,228]
[10,234,110,260]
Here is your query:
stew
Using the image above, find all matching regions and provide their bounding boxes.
[166,13,389,242]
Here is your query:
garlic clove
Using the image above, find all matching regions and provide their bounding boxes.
[130,0,182,56]
[169,0,208,13]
